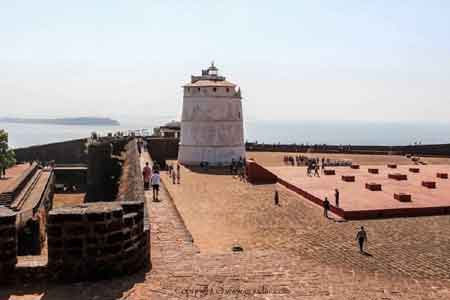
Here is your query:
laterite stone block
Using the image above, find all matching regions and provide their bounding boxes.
[368,168,379,174]
[394,193,412,202]
[437,173,448,179]
[422,181,436,189]
[388,173,408,181]
[365,183,382,191]
[324,169,335,175]
[342,175,355,182]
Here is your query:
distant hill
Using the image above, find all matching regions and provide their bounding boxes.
[0,117,120,126]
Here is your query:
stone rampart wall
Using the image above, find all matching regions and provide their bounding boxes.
[246,143,450,157]
[116,139,145,203]
[0,209,17,282]
[146,137,179,168]
[14,139,89,164]
[47,201,149,281]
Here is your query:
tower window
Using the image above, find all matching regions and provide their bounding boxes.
[187,87,191,92]
[197,88,201,92]
[226,88,230,92]
[213,87,217,92]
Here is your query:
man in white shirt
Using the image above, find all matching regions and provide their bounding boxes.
[150,170,161,201]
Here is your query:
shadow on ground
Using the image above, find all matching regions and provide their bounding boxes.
[185,166,238,176]
[0,269,148,300]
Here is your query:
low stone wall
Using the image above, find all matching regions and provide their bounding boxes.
[246,142,450,157]
[0,208,17,282]
[246,160,278,184]
[116,139,145,203]
[47,201,149,281]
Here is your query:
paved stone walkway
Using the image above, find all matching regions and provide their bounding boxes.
[124,154,450,299]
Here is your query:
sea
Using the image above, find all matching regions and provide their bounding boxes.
[1,120,450,149]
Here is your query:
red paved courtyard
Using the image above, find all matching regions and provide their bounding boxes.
[267,164,450,219]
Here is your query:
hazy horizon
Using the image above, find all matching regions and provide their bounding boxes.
[1,1,450,124]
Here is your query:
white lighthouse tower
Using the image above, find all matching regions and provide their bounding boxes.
[178,63,245,166]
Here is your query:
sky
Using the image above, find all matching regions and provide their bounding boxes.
[1,0,450,125]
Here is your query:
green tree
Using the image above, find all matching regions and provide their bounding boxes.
[0,129,16,178]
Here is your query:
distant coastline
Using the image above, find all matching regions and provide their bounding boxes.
[0,117,120,126]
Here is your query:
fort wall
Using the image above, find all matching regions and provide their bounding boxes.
[14,139,89,164]
[116,139,145,203]
[246,143,450,157]
[47,201,149,281]
[0,209,17,282]
[1,138,149,283]
[146,137,179,168]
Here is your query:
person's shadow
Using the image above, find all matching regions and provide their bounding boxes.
[325,214,347,223]
[361,251,373,257]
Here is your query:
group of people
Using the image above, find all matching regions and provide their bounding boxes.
[230,157,246,181]
[283,155,309,166]
[306,159,322,177]
[322,188,340,217]
[142,162,161,201]
[283,155,352,168]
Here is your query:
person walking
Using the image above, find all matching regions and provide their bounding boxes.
[172,170,176,184]
[356,226,368,253]
[150,170,161,201]
[142,162,151,190]
[176,168,181,184]
[334,188,340,208]
[314,164,320,177]
[323,197,330,218]
[274,190,279,206]
[138,139,145,156]
[168,163,173,177]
